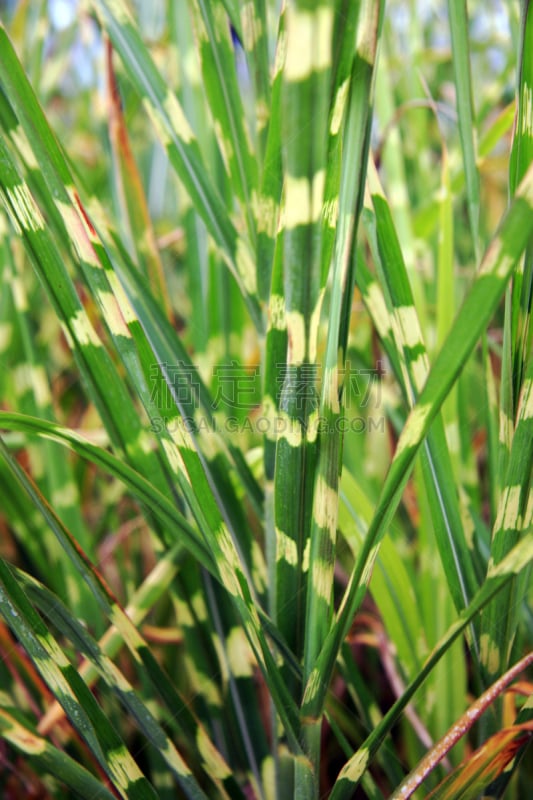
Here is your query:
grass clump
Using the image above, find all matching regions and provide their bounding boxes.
[0,1,531,798]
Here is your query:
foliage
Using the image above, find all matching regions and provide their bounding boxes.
[0,0,531,798]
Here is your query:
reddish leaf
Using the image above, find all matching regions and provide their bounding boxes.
[426,723,533,799]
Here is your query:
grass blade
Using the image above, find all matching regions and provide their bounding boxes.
[302,159,533,723]
[447,0,480,259]
[271,0,333,673]
[105,39,170,315]
[0,559,158,800]
[480,0,533,686]
[17,568,238,800]
[0,708,116,800]
[480,352,533,682]
[330,533,533,798]
[364,158,479,615]
[299,4,382,791]
[92,0,262,327]
[188,0,258,240]
[508,0,533,409]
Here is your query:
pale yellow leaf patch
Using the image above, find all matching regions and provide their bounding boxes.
[196,729,230,779]
[276,527,298,566]
[494,485,522,532]
[70,310,102,347]
[330,78,350,135]
[395,402,432,456]
[356,0,379,62]
[51,482,78,509]
[480,633,500,675]
[253,191,278,238]
[312,559,332,602]
[0,715,46,755]
[163,90,194,144]
[217,527,243,598]
[57,201,99,267]
[445,420,460,454]
[5,183,45,232]
[161,437,184,477]
[323,196,339,228]
[33,365,51,408]
[227,626,254,678]
[361,543,379,586]
[306,410,320,445]
[521,82,532,136]
[395,305,424,349]
[269,293,286,330]
[261,757,276,800]
[479,240,514,279]
[410,352,429,392]
[308,289,325,363]
[302,667,322,706]
[286,310,306,366]
[174,596,194,627]
[284,7,333,81]
[107,746,145,788]
[11,126,39,169]
[97,290,130,338]
[190,591,208,623]
[314,474,338,534]
[107,270,138,324]
[283,170,325,229]
[302,537,311,572]
[277,410,303,447]
[0,322,12,350]
[323,366,340,414]
[185,652,221,705]
[11,276,28,311]
[236,237,257,295]
[339,747,370,782]
[13,363,32,397]
[261,395,277,442]
[499,410,513,446]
